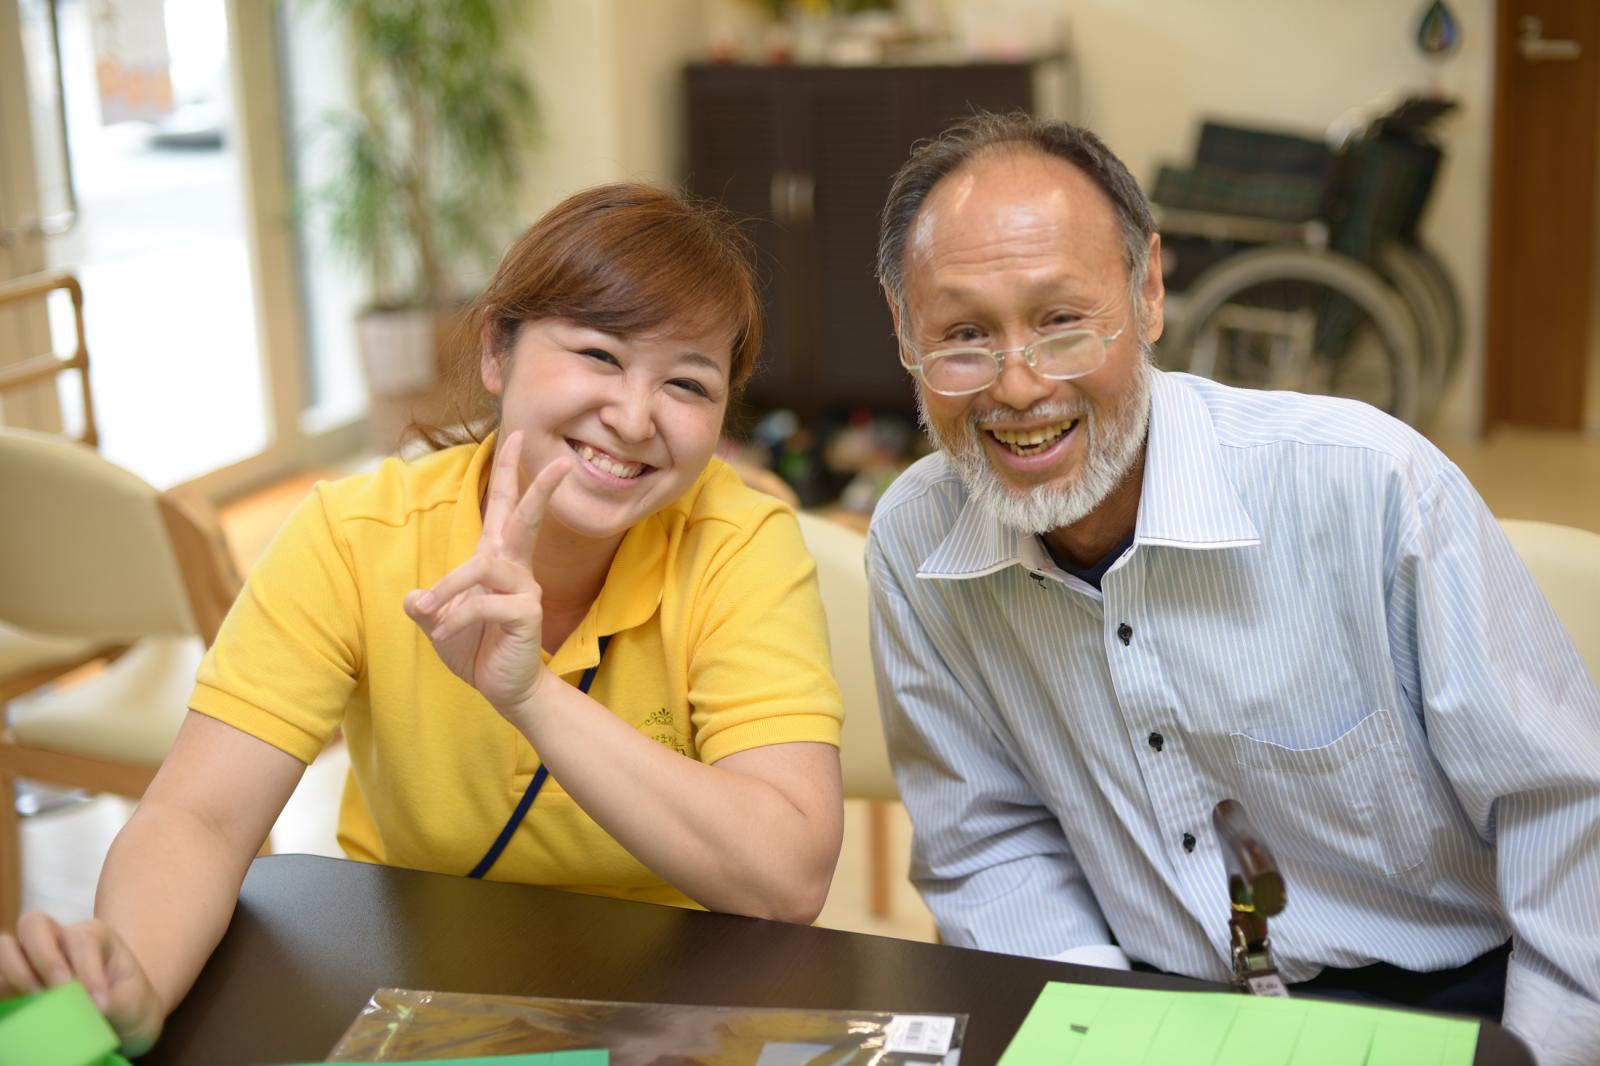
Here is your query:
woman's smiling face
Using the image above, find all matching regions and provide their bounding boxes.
[483,316,733,546]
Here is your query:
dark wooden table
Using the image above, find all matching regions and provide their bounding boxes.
[142,854,1534,1065]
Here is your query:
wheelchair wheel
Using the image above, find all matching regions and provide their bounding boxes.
[1378,243,1461,422]
[1161,246,1423,425]
[1403,242,1463,387]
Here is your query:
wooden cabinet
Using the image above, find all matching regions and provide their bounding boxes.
[686,62,1043,418]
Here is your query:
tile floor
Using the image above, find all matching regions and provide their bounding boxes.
[18,425,1600,945]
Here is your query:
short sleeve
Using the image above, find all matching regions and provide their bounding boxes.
[685,507,843,764]
[189,486,362,763]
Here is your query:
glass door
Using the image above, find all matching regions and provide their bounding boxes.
[0,0,365,496]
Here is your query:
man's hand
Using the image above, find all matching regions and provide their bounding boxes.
[404,430,573,719]
[0,913,165,1055]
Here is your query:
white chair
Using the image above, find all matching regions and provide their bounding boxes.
[0,625,111,705]
[795,511,900,916]
[1498,518,1600,686]
[0,428,242,929]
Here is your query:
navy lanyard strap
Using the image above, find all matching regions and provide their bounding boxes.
[468,633,610,879]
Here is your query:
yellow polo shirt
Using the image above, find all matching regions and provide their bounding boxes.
[190,436,842,907]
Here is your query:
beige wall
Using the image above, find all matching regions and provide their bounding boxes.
[613,0,711,182]
[513,1,623,221]
[513,0,708,222]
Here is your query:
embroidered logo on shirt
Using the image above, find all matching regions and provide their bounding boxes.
[652,733,688,755]
[642,708,687,755]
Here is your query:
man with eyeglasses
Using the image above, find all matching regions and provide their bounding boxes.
[866,112,1600,1066]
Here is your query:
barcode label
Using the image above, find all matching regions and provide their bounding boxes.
[1246,972,1291,997]
[885,1014,955,1055]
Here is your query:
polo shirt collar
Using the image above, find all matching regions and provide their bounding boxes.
[447,431,500,566]
[917,370,1258,582]
[589,509,668,636]
[547,471,679,677]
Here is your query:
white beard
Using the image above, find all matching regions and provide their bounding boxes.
[919,350,1154,536]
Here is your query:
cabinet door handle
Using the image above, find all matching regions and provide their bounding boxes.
[791,173,814,225]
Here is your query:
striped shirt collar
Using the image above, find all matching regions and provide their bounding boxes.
[918,371,1260,581]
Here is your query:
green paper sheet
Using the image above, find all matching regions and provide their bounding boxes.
[998,983,1480,1066]
[0,980,132,1066]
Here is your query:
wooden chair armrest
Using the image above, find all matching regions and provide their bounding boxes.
[157,489,244,646]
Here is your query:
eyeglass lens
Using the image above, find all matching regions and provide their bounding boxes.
[922,332,1104,394]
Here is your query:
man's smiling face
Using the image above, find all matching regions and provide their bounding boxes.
[897,149,1164,537]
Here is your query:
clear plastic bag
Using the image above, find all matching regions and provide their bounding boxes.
[326,988,966,1065]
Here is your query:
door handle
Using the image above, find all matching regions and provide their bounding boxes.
[768,172,815,224]
[790,173,814,225]
[1518,16,1582,61]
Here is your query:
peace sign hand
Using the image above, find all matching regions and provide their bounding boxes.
[404,431,572,719]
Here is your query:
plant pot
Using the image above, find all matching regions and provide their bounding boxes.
[356,308,440,396]
[356,306,477,455]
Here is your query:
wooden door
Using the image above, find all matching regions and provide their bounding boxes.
[1485,0,1599,428]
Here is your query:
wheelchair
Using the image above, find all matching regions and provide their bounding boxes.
[1153,97,1462,426]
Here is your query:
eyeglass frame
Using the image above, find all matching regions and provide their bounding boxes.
[898,321,1128,397]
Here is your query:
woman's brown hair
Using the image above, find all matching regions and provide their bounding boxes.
[414,182,762,449]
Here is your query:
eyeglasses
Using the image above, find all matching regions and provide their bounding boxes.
[902,325,1125,397]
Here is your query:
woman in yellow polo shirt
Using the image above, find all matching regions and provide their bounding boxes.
[0,184,845,1053]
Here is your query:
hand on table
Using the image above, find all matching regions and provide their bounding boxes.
[405,430,572,720]
[0,913,164,1055]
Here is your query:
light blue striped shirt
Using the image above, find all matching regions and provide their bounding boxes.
[867,372,1600,1063]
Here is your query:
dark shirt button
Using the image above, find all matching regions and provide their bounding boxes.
[1117,622,1133,645]
[1182,832,1196,852]
[1148,732,1164,752]
[1030,572,1047,587]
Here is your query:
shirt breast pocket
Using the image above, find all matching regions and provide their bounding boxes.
[1228,709,1429,882]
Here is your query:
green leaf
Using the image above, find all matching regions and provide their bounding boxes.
[298,0,537,307]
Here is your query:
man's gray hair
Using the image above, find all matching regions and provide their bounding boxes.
[876,112,1158,313]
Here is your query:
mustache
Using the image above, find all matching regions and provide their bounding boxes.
[969,401,1091,430]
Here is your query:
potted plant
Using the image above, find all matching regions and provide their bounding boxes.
[306,0,536,446]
